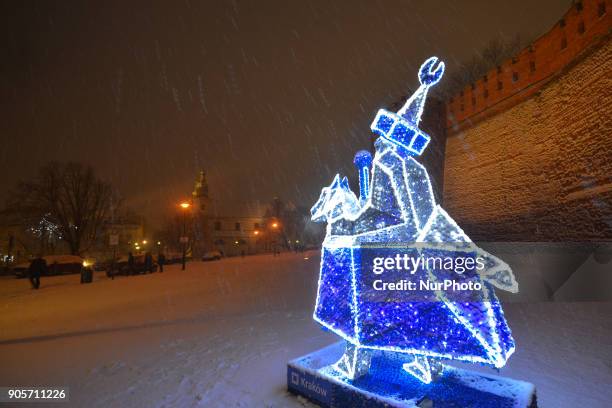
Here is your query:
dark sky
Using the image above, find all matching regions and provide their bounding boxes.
[1,0,569,223]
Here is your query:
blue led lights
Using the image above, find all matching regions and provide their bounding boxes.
[310,57,518,384]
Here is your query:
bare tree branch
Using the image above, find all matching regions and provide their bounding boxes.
[3,162,113,255]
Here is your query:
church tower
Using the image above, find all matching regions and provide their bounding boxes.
[192,170,210,214]
[191,170,212,255]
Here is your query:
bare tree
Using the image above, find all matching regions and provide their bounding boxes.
[439,34,523,97]
[5,162,113,255]
[157,213,195,254]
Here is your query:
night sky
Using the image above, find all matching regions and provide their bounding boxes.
[1,0,569,223]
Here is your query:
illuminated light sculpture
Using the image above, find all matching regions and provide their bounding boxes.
[353,150,372,204]
[309,57,518,386]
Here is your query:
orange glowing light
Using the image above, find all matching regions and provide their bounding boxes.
[179,202,191,209]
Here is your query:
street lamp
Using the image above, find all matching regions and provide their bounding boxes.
[270,221,281,255]
[179,201,191,270]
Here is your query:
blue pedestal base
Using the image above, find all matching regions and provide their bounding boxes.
[287,342,537,408]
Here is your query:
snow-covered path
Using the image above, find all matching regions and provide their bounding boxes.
[1,252,611,407]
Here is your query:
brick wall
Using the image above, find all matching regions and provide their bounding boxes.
[446,0,611,132]
[443,0,612,241]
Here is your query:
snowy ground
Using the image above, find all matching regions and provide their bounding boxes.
[0,251,611,407]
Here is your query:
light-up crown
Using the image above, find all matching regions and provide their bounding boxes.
[370,56,445,156]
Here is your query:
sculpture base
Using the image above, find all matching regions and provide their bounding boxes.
[287,342,536,408]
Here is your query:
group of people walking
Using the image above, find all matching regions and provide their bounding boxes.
[109,251,166,278]
[126,251,165,274]
[26,251,168,289]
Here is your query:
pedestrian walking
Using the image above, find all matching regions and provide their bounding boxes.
[157,252,165,273]
[144,252,154,274]
[28,255,47,289]
[128,252,135,275]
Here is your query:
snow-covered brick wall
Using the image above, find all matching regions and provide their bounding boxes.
[443,37,612,241]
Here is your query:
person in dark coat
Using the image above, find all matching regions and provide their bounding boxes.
[28,255,47,289]
[157,252,165,273]
[127,252,135,275]
[144,252,154,274]
[107,258,116,280]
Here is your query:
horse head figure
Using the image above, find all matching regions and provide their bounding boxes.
[311,174,360,223]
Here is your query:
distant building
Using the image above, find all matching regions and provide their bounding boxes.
[191,170,212,256]
[210,216,266,256]
[192,170,210,213]
[190,170,266,257]
[103,221,144,254]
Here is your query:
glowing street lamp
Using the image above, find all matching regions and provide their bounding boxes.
[270,221,281,255]
[178,201,191,270]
